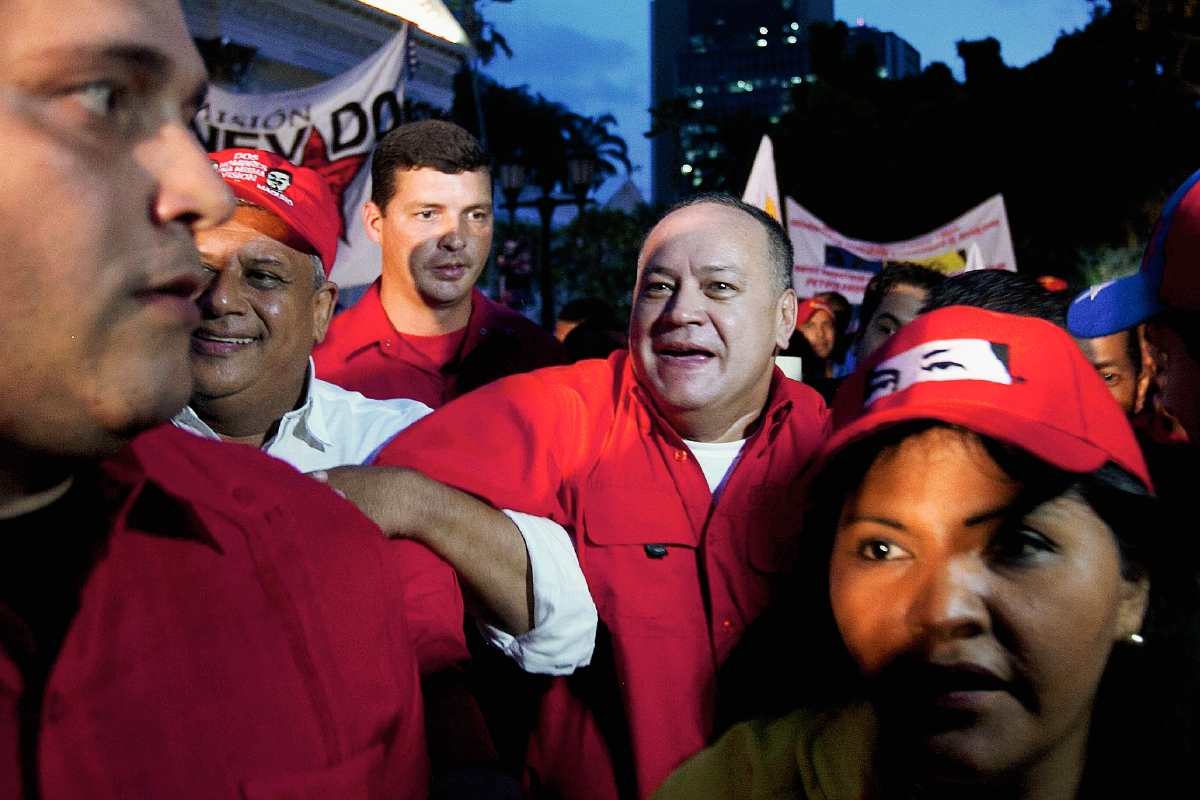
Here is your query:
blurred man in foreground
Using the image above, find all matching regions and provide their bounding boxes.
[0,3,429,797]
[325,194,831,798]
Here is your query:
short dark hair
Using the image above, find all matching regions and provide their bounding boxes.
[370,120,491,210]
[660,193,794,296]
[859,263,945,333]
[922,269,1070,328]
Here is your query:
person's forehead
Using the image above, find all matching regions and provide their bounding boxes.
[639,203,768,275]
[806,308,835,326]
[197,209,306,265]
[1079,330,1133,367]
[874,287,927,319]
[2,0,204,79]
[392,167,492,203]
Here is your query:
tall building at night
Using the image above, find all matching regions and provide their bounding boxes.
[651,0,833,204]
[650,2,920,204]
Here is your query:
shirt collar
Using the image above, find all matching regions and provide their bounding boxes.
[171,358,330,454]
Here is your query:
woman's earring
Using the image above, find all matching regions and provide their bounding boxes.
[1128,633,1145,645]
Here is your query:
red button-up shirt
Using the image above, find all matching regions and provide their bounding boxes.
[313,281,567,408]
[0,426,430,800]
[375,352,830,798]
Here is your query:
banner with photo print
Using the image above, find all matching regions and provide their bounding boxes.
[190,25,409,289]
[786,194,1017,305]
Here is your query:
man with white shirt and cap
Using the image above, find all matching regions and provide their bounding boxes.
[175,148,433,466]
[177,148,590,798]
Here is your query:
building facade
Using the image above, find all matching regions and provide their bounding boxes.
[846,25,921,81]
[181,0,468,109]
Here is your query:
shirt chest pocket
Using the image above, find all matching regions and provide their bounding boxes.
[580,487,708,637]
[738,481,804,576]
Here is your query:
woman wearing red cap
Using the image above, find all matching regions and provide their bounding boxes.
[652,306,1200,799]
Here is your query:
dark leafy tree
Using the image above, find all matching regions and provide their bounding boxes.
[551,206,658,325]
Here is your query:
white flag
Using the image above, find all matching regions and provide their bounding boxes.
[742,135,782,223]
[191,26,409,289]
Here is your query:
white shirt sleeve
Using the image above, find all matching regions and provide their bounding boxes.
[475,510,597,675]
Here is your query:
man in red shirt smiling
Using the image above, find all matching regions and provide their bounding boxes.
[313,120,564,407]
[326,194,831,798]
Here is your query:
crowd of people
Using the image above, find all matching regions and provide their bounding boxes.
[2,1,1199,799]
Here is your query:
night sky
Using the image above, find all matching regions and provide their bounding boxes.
[481,0,1098,201]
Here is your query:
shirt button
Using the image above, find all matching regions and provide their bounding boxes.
[674,450,688,462]
[480,327,489,335]
[384,340,392,348]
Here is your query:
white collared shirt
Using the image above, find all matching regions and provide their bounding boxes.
[173,359,597,675]
[173,359,433,471]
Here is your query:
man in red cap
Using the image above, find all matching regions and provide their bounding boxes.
[794,297,838,363]
[177,148,432,467]
[313,120,566,409]
[323,194,831,799]
[176,149,559,797]
[0,4,430,798]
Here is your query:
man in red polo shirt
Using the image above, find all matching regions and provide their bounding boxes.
[313,120,565,408]
[325,194,831,798]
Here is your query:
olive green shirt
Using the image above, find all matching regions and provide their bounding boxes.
[649,702,878,800]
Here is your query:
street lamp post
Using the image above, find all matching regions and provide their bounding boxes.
[499,157,597,329]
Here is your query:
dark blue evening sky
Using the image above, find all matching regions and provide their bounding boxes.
[481,0,1098,200]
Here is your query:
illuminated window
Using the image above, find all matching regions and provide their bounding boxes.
[756,38,768,47]
[759,26,769,34]
[681,164,693,174]
[787,35,797,44]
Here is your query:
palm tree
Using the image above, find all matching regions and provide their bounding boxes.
[565,112,633,194]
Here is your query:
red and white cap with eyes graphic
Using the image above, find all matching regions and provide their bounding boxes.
[824,306,1153,492]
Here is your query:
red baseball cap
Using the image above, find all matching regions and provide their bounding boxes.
[825,306,1152,491]
[209,149,340,276]
[797,298,836,326]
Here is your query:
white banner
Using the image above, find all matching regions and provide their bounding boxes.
[191,26,409,288]
[786,194,1017,305]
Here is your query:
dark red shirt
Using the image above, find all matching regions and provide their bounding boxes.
[0,425,429,800]
[313,281,567,408]
[375,352,831,798]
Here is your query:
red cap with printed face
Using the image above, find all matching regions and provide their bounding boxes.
[825,306,1152,492]
[208,148,340,276]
